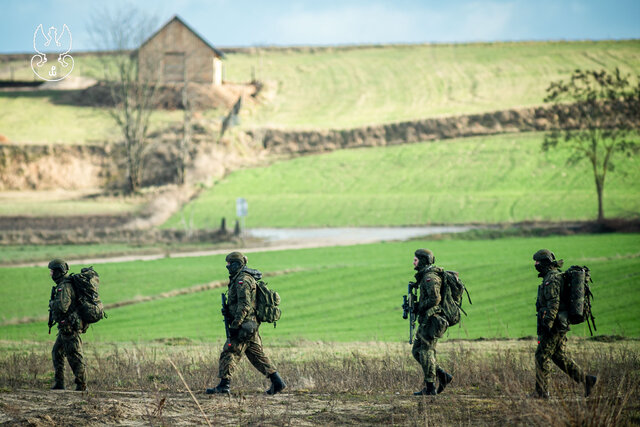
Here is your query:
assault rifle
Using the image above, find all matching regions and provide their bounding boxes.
[48,285,57,334]
[402,281,418,344]
[221,293,231,346]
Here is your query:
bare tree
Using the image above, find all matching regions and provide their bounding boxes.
[176,53,194,186]
[87,7,160,193]
[543,68,640,222]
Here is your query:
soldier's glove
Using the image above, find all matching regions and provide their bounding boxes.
[229,327,239,340]
[221,305,230,318]
[238,320,258,341]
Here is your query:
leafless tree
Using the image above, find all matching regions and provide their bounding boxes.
[87,7,160,193]
[176,55,194,186]
[544,68,640,222]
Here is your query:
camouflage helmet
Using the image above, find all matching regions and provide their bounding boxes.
[47,258,69,274]
[532,249,556,263]
[415,248,435,265]
[225,251,247,266]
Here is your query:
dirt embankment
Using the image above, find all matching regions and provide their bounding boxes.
[0,215,132,231]
[247,105,564,154]
[0,144,113,191]
[0,227,235,246]
[0,104,588,192]
[0,117,268,192]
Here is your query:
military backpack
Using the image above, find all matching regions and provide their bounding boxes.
[562,265,596,333]
[438,269,472,327]
[255,281,281,326]
[70,266,105,325]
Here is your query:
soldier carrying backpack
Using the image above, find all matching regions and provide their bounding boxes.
[532,249,597,399]
[206,251,286,396]
[407,249,461,396]
[47,259,85,391]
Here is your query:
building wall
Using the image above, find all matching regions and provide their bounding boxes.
[138,19,219,85]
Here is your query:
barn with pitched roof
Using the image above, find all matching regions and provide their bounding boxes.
[137,15,225,85]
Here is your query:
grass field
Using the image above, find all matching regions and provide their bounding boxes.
[163,132,640,228]
[0,190,145,217]
[0,241,233,265]
[0,89,183,144]
[1,233,638,343]
[224,40,640,129]
[2,41,639,144]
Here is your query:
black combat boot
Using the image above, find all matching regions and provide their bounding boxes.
[206,378,230,394]
[585,375,597,397]
[413,382,437,396]
[534,383,549,399]
[266,372,286,395]
[436,369,453,394]
[51,382,64,390]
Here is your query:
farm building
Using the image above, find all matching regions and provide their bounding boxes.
[137,15,225,85]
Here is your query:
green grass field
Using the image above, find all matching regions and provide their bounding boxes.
[0,190,145,217]
[163,132,640,228]
[224,40,640,129]
[2,41,639,143]
[1,233,638,343]
[0,90,183,144]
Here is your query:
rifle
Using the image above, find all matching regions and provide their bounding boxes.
[221,293,231,346]
[48,285,57,334]
[402,281,418,344]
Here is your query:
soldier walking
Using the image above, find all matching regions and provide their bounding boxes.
[411,249,453,395]
[533,249,597,398]
[47,258,86,391]
[206,252,286,395]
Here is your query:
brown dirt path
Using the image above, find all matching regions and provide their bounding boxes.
[0,389,506,426]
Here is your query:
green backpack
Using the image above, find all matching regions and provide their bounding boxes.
[255,281,281,326]
[438,269,472,327]
[562,265,596,334]
[71,266,105,325]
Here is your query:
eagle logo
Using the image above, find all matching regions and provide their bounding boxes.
[31,24,74,81]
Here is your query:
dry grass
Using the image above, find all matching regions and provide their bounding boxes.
[0,340,638,426]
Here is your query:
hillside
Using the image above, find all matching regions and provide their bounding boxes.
[224,40,640,129]
[1,40,638,144]
[163,132,640,228]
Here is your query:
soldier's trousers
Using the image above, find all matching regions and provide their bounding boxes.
[412,317,447,384]
[52,331,86,386]
[218,330,276,380]
[535,330,585,394]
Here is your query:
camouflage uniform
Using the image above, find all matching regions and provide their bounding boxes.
[534,250,589,397]
[412,264,448,386]
[49,260,86,390]
[218,268,277,380]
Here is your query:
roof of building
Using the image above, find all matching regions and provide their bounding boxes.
[138,15,225,59]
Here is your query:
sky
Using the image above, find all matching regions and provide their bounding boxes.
[1,0,639,53]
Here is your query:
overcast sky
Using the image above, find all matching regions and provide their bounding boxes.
[1,0,639,53]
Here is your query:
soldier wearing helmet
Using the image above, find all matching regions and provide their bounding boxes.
[206,251,286,395]
[47,258,86,391]
[533,249,596,398]
[410,249,453,396]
